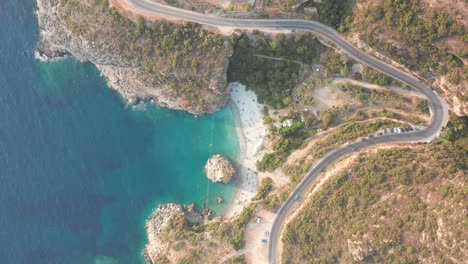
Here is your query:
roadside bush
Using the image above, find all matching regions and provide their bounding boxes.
[253,177,274,200]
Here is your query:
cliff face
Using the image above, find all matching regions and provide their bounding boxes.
[36,0,232,115]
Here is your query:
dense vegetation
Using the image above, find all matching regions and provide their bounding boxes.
[361,66,407,87]
[351,0,466,83]
[252,177,274,201]
[257,120,312,172]
[282,115,467,263]
[320,49,353,79]
[228,32,327,108]
[313,49,410,88]
[59,0,232,112]
[308,0,466,80]
[305,0,355,30]
[156,203,256,263]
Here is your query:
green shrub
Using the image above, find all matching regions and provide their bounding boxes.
[253,177,274,200]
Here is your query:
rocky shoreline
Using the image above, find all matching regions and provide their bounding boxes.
[143,203,215,264]
[34,1,262,263]
[140,83,268,262]
[35,0,232,115]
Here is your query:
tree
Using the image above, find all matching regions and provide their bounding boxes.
[340,64,350,76]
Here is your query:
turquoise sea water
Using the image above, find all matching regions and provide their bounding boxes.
[0,0,239,263]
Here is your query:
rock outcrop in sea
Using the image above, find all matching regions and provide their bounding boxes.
[143,203,214,264]
[205,154,235,183]
[35,0,232,115]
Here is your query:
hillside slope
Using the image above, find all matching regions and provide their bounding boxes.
[282,115,468,263]
[36,0,232,114]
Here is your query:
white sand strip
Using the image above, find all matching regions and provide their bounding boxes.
[225,82,267,219]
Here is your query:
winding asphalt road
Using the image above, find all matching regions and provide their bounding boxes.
[120,1,449,263]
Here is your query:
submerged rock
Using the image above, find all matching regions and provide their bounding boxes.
[204,154,235,183]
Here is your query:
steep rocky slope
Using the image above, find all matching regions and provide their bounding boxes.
[36,0,233,115]
[143,202,255,263]
[143,203,215,263]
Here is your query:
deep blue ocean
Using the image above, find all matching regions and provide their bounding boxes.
[0,1,239,263]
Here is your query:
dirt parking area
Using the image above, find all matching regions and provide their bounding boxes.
[244,208,276,264]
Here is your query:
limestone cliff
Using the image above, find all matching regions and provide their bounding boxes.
[35,0,232,115]
[205,154,235,183]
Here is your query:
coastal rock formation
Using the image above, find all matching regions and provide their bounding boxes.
[35,0,232,115]
[143,203,214,263]
[205,154,235,183]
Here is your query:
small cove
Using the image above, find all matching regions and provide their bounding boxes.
[0,0,239,263]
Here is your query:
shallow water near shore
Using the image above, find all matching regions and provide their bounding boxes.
[0,1,239,263]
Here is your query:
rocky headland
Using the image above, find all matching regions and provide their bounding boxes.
[143,203,216,263]
[205,154,235,183]
[35,0,233,115]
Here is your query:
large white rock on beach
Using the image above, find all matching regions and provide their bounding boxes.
[204,154,235,183]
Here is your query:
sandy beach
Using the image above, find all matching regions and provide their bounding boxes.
[225,82,267,219]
